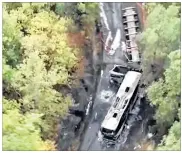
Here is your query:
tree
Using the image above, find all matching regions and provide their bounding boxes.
[157,121,180,151]
[140,4,180,84]
[78,2,99,25]
[55,3,78,19]
[2,2,86,150]
[12,51,72,139]
[3,2,80,143]
[21,10,79,82]
[145,2,181,13]
[78,2,99,29]
[147,50,180,126]
[142,3,181,151]
[3,5,22,66]
[8,3,79,139]
[3,2,22,12]
[3,98,56,151]
[3,57,15,83]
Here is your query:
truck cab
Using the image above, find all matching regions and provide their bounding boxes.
[109,65,128,86]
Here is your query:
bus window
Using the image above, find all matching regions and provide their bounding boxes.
[122,100,128,109]
[113,97,120,108]
[101,128,113,134]
[113,113,117,118]
[125,87,130,92]
[110,74,123,78]
[115,114,127,134]
[116,97,120,102]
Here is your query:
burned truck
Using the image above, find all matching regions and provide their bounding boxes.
[122,7,141,63]
[109,65,128,85]
[109,64,142,86]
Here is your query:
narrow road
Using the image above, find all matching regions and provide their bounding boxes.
[101,2,126,65]
[79,2,154,151]
[79,64,117,150]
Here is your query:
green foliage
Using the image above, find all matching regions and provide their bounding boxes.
[3,2,81,150]
[78,2,99,25]
[140,4,180,73]
[55,3,80,32]
[3,57,15,83]
[12,50,72,138]
[164,51,181,96]
[160,2,181,9]
[55,3,66,16]
[54,2,99,33]
[5,3,50,32]
[2,98,20,113]
[157,121,180,151]
[3,5,22,66]
[20,10,79,82]
[3,98,48,151]
[147,50,180,126]
[145,3,181,13]
[3,2,22,11]
[55,3,77,18]
[143,3,181,151]
[54,2,99,31]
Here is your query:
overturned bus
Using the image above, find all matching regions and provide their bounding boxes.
[100,71,142,143]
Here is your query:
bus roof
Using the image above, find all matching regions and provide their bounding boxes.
[116,71,141,97]
[101,71,142,131]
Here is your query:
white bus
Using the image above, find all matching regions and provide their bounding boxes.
[100,71,142,141]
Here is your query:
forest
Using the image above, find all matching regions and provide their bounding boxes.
[2,2,181,151]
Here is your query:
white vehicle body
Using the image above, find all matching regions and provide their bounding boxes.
[100,71,142,140]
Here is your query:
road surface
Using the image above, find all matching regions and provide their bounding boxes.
[79,2,154,151]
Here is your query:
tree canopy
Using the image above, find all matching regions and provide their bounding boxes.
[139,3,180,84]
[142,3,181,151]
[157,121,180,151]
[2,2,99,150]
[3,98,56,151]
[147,50,180,126]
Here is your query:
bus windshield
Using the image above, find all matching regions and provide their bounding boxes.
[101,128,114,134]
